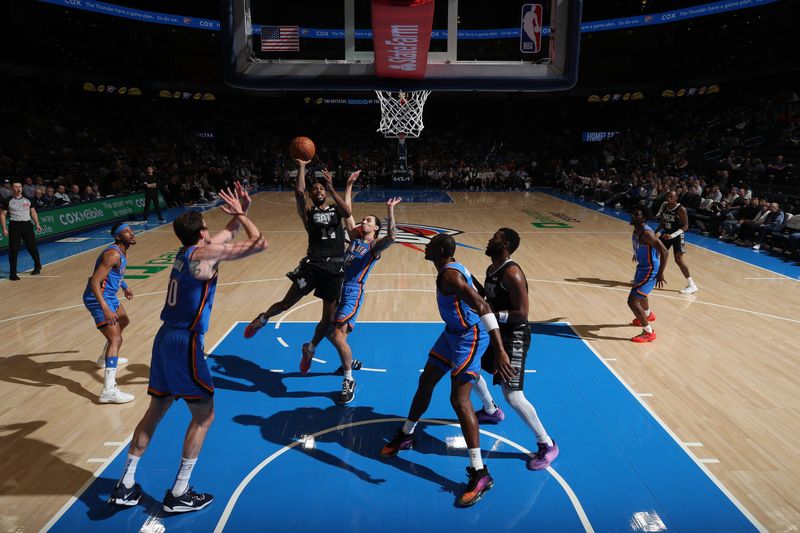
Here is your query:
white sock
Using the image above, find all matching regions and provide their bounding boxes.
[343,369,353,381]
[103,357,118,390]
[472,374,497,414]
[402,420,418,435]
[468,448,484,470]
[504,389,553,446]
[687,277,695,286]
[120,453,140,488]
[643,308,650,316]
[171,457,198,497]
[644,325,653,333]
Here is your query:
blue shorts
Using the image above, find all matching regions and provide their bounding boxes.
[631,266,657,298]
[334,282,367,331]
[83,294,120,329]
[148,326,214,401]
[427,324,488,381]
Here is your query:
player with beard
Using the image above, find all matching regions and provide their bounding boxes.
[244,160,351,373]
[468,227,559,470]
[629,207,668,342]
[82,222,137,404]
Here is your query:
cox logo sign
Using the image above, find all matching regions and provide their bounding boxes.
[199,20,216,28]
[661,13,677,21]
[65,0,82,5]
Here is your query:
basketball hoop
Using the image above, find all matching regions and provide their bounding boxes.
[376,90,431,139]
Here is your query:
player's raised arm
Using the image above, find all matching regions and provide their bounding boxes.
[209,182,251,244]
[440,269,517,384]
[371,196,401,256]
[294,159,311,229]
[343,169,362,236]
[320,168,352,219]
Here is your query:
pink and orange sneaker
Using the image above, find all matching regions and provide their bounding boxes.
[299,343,314,374]
[244,313,267,339]
[458,467,494,507]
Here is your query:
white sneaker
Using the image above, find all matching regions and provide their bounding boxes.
[752,244,760,250]
[680,284,698,295]
[99,386,135,404]
[97,356,129,368]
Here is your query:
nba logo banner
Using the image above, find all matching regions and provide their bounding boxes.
[520,4,543,54]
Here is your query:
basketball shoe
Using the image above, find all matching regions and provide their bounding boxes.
[300,343,314,374]
[380,429,414,458]
[631,330,657,343]
[108,482,142,506]
[630,312,656,326]
[527,440,559,470]
[475,403,505,424]
[458,467,494,507]
[244,313,267,339]
[162,487,213,513]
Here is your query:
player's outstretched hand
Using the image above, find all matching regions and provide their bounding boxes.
[219,187,244,216]
[347,170,362,186]
[495,350,518,384]
[386,196,402,209]
[123,287,134,300]
[321,168,334,191]
[656,274,667,289]
[236,181,251,213]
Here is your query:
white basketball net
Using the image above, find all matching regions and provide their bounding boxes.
[375,90,431,138]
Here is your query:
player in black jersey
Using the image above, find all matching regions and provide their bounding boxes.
[244,159,351,373]
[655,190,698,295]
[471,227,559,470]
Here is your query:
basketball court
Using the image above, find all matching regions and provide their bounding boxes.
[2,0,799,531]
[2,190,799,531]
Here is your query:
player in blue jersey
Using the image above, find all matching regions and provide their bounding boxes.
[329,170,401,403]
[109,183,267,513]
[83,222,136,404]
[629,207,668,343]
[379,234,517,507]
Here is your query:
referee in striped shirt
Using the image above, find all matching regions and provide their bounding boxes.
[1,181,43,280]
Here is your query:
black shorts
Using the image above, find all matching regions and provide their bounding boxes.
[661,233,686,254]
[286,257,344,302]
[480,323,531,391]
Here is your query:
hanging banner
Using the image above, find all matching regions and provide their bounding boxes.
[371,0,435,79]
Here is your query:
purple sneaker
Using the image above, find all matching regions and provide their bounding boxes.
[379,429,414,458]
[458,466,494,507]
[527,440,559,470]
[475,404,505,425]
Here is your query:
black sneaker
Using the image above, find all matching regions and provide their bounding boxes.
[31,268,41,275]
[338,379,355,404]
[9,274,20,281]
[162,487,214,513]
[335,359,362,375]
[108,482,142,506]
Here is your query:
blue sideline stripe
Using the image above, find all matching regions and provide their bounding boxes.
[37,0,780,36]
[48,322,758,532]
[537,188,800,280]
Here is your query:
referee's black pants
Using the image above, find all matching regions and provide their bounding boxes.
[143,188,163,221]
[8,220,42,276]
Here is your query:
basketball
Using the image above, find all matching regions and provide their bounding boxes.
[289,136,316,160]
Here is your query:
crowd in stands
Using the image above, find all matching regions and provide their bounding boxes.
[554,91,799,257]
[1,78,798,261]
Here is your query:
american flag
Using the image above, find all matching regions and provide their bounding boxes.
[260,25,300,51]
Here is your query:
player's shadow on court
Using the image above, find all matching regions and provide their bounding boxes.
[209,354,339,403]
[234,407,465,497]
[0,420,93,496]
[0,352,149,404]
[534,321,632,341]
[563,277,631,288]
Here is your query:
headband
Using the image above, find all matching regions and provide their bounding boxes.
[112,223,131,237]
